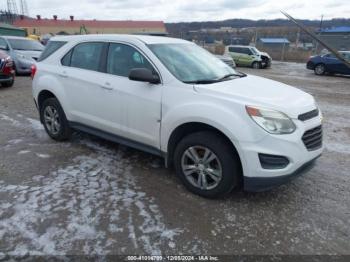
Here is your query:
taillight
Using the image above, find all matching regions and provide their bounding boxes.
[31,64,37,79]
[4,58,13,68]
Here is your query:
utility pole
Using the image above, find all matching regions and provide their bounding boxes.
[19,0,29,16]
[6,0,18,23]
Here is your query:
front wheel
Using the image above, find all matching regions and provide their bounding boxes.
[252,61,261,69]
[40,97,71,141]
[314,64,326,75]
[174,131,241,198]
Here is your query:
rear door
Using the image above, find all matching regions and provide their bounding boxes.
[59,41,125,135]
[227,47,241,64]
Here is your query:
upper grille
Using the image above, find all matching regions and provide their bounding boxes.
[302,125,322,151]
[298,109,319,121]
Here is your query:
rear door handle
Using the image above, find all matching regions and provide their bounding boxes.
[59,71,68,78]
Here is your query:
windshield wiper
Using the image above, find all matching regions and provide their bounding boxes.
[217,72,247,81]
[184,79,219,84]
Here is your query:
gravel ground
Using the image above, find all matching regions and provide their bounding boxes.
[0,62,349,257]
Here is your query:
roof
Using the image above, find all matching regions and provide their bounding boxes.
[50,34,190,45]
[13,18,165,29]
[259,38,290,44]
[317,26,350,33]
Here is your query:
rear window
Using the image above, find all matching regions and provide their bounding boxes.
[38,41,67,62]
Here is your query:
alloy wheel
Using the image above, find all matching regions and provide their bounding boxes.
[181,146,222,190]
[43,105,61,135]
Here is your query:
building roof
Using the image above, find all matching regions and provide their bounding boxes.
[317,26,350,33]
[259,38,290,44]
[50,34,189,45]
[13,18,165,29]
[0,22,25,31]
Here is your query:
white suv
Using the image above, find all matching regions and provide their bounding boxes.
[32,35,323,198]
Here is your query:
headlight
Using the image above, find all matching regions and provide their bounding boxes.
[246,105,296,134]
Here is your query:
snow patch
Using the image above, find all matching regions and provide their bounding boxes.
[18,150,31,155]
[35,153,51,159]
[0,139,181,255]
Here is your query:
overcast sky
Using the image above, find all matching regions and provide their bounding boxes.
[1,0,349,22]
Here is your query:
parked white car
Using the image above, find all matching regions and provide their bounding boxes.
[32,35,323,198]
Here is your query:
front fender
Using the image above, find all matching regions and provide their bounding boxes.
[160,102,267,153]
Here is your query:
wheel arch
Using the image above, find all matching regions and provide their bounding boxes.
[165,121,243,174]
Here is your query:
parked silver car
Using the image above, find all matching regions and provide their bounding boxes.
[0,36,44,74]
[215,54,236,68]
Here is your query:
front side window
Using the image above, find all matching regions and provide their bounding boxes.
[107,43,154,77]
[149,43,238,83]
[70,42,105,71]
[8,39,44,51]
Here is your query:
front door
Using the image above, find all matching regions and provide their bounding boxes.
[102,42,162,149]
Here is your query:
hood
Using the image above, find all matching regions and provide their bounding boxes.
[194,75,316,119]
[15,50,42,60]
[260,52,271,58]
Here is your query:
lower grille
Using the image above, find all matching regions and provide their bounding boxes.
[302,125,322,151]
[259,154,289,169]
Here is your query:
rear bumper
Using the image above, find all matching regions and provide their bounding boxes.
[0,74,14,83]
[244,154,321,192]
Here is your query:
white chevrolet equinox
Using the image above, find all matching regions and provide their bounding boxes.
[32,35,323,198]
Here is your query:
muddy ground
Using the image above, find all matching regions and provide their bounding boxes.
[0,62,349,256]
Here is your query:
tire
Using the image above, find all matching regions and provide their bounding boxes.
[174,131,241,198]
[252,61,261,69]
[40,97,71,141]
[314,64,326,75]
[1,79,14,87]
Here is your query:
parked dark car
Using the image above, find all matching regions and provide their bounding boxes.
[0,50,15,87]
[307,51,350,76]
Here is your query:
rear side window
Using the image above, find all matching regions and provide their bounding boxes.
[37,41,66,62]
[69,42,105,71]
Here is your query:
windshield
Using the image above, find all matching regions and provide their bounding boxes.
[8,39,44,51]
[148,43,240,83]
[251,47,260,55]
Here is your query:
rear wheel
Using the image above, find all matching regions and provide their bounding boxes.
[314,64,326,75]
[252,61,261,69]
[174,131,241,198]
[40,98,71,141]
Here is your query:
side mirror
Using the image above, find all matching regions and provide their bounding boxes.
[129,68,160,84]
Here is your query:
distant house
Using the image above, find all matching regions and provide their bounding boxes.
[13,16,167,36]
[316,26,350,51]
[257,38,290,50]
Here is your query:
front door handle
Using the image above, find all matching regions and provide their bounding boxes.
[100,82,113,90]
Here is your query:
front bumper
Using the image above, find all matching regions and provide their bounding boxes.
[306,61,315,70]
[244,154,321,192]
[237,114,323,192]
